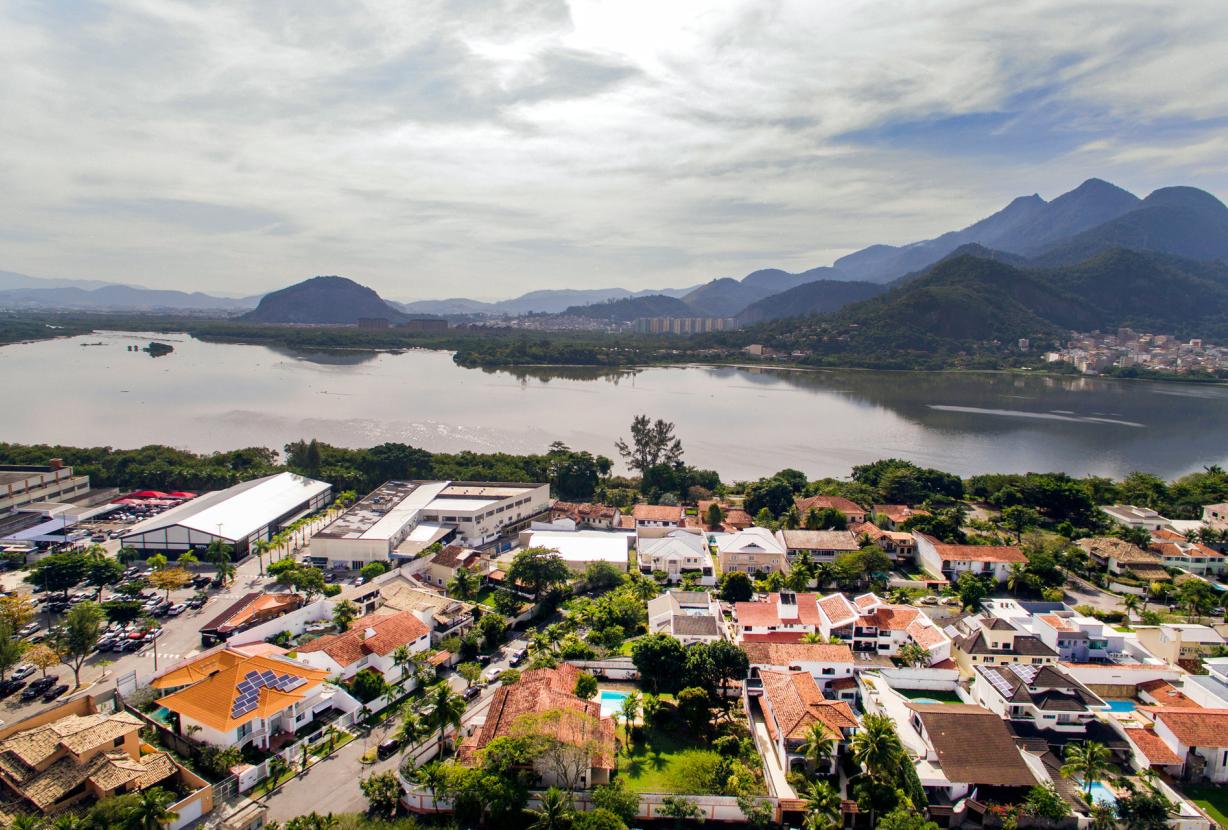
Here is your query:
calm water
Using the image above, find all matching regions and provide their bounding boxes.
[2,330,1226,481]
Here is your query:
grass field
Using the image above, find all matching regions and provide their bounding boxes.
[1183,784,1228,827]
[896,688,964,704]
[616,724,765,795]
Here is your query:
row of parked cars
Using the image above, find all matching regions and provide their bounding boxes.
[0,667,68,704]
[97,620,162,653]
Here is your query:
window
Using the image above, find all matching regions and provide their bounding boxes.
[822,667,835,675]
[114,736,124,747]
[237,721,252,739]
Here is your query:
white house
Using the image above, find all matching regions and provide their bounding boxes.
[1144,708,1228,784]
[518,528,631,573]
[741,641,855,692]
[152,648,333,750]
[637,528,714,584]
[295,611,431,684]
[972,663,1105,731]
[914,533,1027,583]
[647,591,724,644]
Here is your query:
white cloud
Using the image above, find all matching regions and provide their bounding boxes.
[0,0,1226,298]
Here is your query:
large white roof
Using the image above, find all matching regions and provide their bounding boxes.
[526,530,629,564]
[123,472,330,542]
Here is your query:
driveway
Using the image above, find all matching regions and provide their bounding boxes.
[261,682,500,820]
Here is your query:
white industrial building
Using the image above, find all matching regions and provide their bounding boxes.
[119,472,332,558]
[310,480,549,569]
[517,528,631,573]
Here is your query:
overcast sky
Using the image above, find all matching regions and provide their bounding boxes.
[3,1,1227,300]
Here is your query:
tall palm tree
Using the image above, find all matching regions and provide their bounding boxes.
[1121,594,1141,619]
[425,681,466,759]
[800,780,841,830]
[409,761,447,810]
[798,723,836,775]
[620,690,641,743]
[395,707,426,749]
[850,713,902,782]
[447,568,480,601]
[268,755,291,788]
[1061,741,1113,799]
[127,787,179,830]
[526,787,573,830]
[253,539,272,577]
[1006,563,1026,595]
[391,645,412,687]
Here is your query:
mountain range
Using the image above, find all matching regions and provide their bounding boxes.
[2,178,1225,331]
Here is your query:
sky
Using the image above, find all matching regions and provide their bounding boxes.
[3,0,1228,301]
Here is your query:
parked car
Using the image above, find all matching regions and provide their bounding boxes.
[11,664,35,681]
[509,649,526,667]
[0,680,27,699]
[377,738,400,759]
[463,685,481,701]
[185,597,206,609]
[42,684,69,703]
[18,622,40,638]
[167,603,186,617]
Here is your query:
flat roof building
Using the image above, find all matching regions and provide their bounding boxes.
[119,472,332,557]
[311,480,549,568]
[0,462,91,518]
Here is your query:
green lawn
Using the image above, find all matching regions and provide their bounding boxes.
[896,688,964,704]
[616,725,764,795]
[474,586,497,608]
[1183,784,1228,827]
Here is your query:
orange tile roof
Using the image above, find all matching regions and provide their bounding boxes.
[742,642,854,666]
[862,605,919,631]
[632,504,684,522]
[1143,708,1228,747]
[924,536,1028,564]
[907,619,948,649]
[1037,614,1076,632]
[462,665,615,768]
[817,594,858,627]
[873,505,928,523]
[296,611,429,667]
[231,642,289,658]
[1123,727,1183,766]
[735,593,823,628]
[155,650,329,733]
[853,594,881,610]
[741,632,806,643]
[796,496,864,516]
[1138,679,1199,708]
[758,669,858,741]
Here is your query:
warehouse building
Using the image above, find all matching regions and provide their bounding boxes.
[310,480,549,569]
[119,472,332,558]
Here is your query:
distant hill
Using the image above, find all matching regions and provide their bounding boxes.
[0,270,121,291]
[563,294,693,321]
[737,279,884,324]
[0,284,256,312]
[397,285,699,317]
[241,276,407,324]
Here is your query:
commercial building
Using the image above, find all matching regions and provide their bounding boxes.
[518,528,630,573]
[310,480,549,568]
[119,472,332,558]
[0,462,90,517]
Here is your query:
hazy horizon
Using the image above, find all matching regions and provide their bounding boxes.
[4,1,1228,299]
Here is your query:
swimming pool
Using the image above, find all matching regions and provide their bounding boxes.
[1107,700,1137,713]
[1085,782,1117,806]
[598,690,629,717]
[910,698,942,704]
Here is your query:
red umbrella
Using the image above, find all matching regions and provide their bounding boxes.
[128,490,170,499]
[167,491,197,499]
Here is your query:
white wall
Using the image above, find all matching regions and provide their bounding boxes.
[227,599,335,646]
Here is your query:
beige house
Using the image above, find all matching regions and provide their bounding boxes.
[953,617,1058,670]
[716,527,788,575]
[418,544,484,590]
[775,529,859,563]
[1134,624,1226,669]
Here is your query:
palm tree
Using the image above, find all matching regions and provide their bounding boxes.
[620,690,641,743]
[800,780,841,830]
[801,632,824,644]
[206,539,235,585]
[127,787,179,830]
[425,681,466,759]
[323,724,342,752]
[253,539,272,577]
[1087,803,1117,830]
[1006,563,1026,595]
[391,645,412,687]
[897,642,930,668]
[50,815,81,830]
[177,551,199,572]
[850,713,902,782]
[10,815,45,830]
[395,707,426,749]
[629,575,659,602]
[1121,594,1141,620]
[798,723,836,775]
[268,755,291,789]
[447,568,480,601]
[526,787,573,830]
[641,693,662,728]
[332,600,358,632]
[1061,741,1113,799]
[409,761,447,810]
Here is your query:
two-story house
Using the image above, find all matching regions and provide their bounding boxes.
[972,663,1105,731]
[914,533,1027,583]
[748,668,858,775]
[775,529,859,564]
[1031,612,1123,662]
[1134,624,1226,670]
[1141,708,1228,784]
[631,504,685,529]
[647,591,724,644]
[906,703,1036,805]
[795,496,866,525]
[637,528,714,584]
[741,641,855,693]
[953,617,1058,670]
[153,648,331,751]
[295,611,431,685]
[715,527,789,576]
[850,594,952,665]
[872,504,929,531]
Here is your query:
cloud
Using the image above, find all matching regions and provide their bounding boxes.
[0,0,1226,299]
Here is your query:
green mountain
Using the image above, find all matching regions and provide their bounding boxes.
[736,279,884,324]
[241,275,408,324]
[562,294,693,321]
[753,248,1228,363]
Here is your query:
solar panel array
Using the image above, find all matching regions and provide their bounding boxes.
[982,665,1017,698]
[230,669,308,720]
[1008,663,1039,684]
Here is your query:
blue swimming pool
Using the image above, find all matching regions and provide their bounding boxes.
[1085,782,1117,806]
[910,698,942,704]
[599,690,629,717]
[1107,700,1137,713]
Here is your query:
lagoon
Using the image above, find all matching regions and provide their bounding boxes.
[1,330,1226,481]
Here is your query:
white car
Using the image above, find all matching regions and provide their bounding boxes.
[11,664,35,681]
[167,603,186,617]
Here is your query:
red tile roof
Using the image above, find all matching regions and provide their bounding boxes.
[296,611,429,667]
[735,593,822,629]
[907,619,947,649]
[1144,708,1228,747]
[923,536,1028,564]
[742,642,854,666]
[862,605,919,631]
[632,504,684,522]
[1138,679,1199,708]
[1123,727,1183,766]
[741,632,805,643]
[817,594,857,627]
[796,495,864,517]
[873,505,928,523]
[758,669,858,741]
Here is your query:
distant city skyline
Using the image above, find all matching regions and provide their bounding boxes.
[2,1,1227,299]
